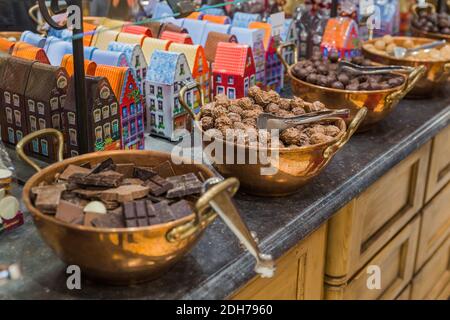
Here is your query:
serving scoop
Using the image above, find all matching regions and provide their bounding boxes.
[337,61,414,75]
[392,40,446,58]
[257,109,350,131]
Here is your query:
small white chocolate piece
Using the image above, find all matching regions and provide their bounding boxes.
[83,201,107,215]
[0,195,19,220]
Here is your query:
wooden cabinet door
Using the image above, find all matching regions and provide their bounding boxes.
[425,126,450,203]
[416,183,450,271]
[325,216,420,300]
[411,237,450,300]
[231,224,326,300]
[326,143,430,281]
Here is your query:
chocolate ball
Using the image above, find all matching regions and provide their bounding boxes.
[317,64,329,75]
[337,73,350,85]
[295,68,308,80]
[306,73,318,84]
[331,81,344,89]
[346,83,359,91]
[359,82,370,90]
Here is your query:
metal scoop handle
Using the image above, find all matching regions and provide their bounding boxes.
[338,61,414,75]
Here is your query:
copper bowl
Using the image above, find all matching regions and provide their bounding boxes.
[278,43,426,130]
[180,84,367,197]
[0,32,22,41]
[410,3,450,42]
[362,36,450,98]
[18,130,260,285]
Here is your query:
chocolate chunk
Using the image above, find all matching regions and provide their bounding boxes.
[70,171,123,188]
[35,185,66,214]
[73,188,102,200]
[166,173,203,199]
[31,184,66,197]
[91,212,125,228]
[84,212,104,226]
[115,163,135,178]
[169,200,192,220]
[59,165,91,181]
[331,81,344,89]
[153,160,176,178]
[101,185,150,203]
[90,158,116,174]
[133,167,157,181]
[123,200,157,227]
[55,200,84,224]
[121,178,145,186]
[146,175,174,196]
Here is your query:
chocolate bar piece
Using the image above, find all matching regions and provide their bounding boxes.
[58,165,91,181]
[169,200,192,220]
[133,167,157,181]
[31,183,66,197]
[72,189,102,200]
[151,200,191,224]
[34,185,66,214]
[121,178,145,186]
[55,200,84,224]
[146,175,173,196]
[70,171,123,188]
[123,200,157,227]
[153,160,176,178]
[166,173,203,198]
[101,185,150,203]
[91,212,125,228]
[84,212,104,226]
[90,158,116,174]
[115,163,135,178]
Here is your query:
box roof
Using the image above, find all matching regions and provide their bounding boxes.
[146,50,190,85]
[213,42,252,77]
[12,42,50,64]
[25,62,67,102]
[204,32,237,63]
[1,56,34,94]
[200,22,232,47]
[160,31,193,44]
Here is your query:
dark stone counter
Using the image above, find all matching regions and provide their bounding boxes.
[0,89,449,300]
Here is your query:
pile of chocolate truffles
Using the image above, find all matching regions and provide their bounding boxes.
[412,10,450,34]
[292,53,405,90]
[31,158,205,228]
[200,86,342,148]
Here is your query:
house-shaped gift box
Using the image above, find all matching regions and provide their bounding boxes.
[145,50,196,141]
[321,17,360,59]
[95,65,145,150]
[63,76,122,157]
[232,12,261,28]
[12,42,50,64]
[160,31,193,45]
[212,42,256,99]
[168,42,211,108]
[204,32,238,70]
[249,22,283,93]
[107,42,148,96]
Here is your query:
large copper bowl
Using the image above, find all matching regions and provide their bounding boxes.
[410,3,450,42]
[180,84,367,197]
[362,37,450,98]
[278,43,425,130]
[19,130,243,285]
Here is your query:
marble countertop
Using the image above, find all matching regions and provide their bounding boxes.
[1,89,449,300]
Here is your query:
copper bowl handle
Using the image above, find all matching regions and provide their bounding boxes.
[386,65,426,104]
[16,129,64,172]
[179,81,204,122]
[323,107,368,159]
[276,41,298,71]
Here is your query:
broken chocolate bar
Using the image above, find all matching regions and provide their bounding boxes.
[123,200,157,227]
[90,158,116,174]
[70,171,123,188]
[34,185,66,214]
[133,167,157,181]
[153,160,176,178]
[115,163,135,178]
[166,173,203,198]
[101,184,150,203]
[147,175,173,196]
[91,212,125,228]
[169,200,192,220]
[55,200,84,224]
[58,165,91,181]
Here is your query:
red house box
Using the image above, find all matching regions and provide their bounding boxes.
[321,17,360,60]
[160,31,193,45]
[212,42,256,99]
[121,25,153,38]
[95,65,145,150]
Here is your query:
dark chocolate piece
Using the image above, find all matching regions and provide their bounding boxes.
[55,200,84,224]
[91,212,125,228]
[169,200,192,220]
[70,171,123,188]
[153,160,176,177]
[90,158,116,175]
[133,167,157,181]
[123,200,157,227]
[59,165,91,181]
[146,175,174,196]
[115,163,135,178]
[166,173,203,198]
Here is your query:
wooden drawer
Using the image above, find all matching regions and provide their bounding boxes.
[231,224,326,300]
[326,143,430,281]
[416,183,450,271]
[411,236,450,300]
[325,216,420,300]
[425,125,450,203]
[396,284,411,300]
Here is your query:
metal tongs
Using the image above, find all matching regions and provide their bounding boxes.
[392,40,446,59]
[257,109,350,131]
[337,61,414,75]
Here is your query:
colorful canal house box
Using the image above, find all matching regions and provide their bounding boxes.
[141,38,172,67]
[145,50,195,141]
[24,63,68,161]
[95,65,145,150]
[321,17,360,59]
[63,76,122,157]
[168,43,211,107]
[0,57,34,147]
[278,19,299,66]
[160,31,193,45]
[249,21,283,92]
[204,32,238,70]
[230,26,266,87]
[12,42,51,64]
[200,21,232,47]
[107,42,148,97]
[91,49,129,67]
[212,42,256,99]
[232,12,261,28]
[182,19,208,45]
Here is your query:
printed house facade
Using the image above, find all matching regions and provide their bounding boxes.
[321,17,360,59]
[280,19,299,66]
[231,27,266,87]
[0,57,34,148]
[63,76,122,157]
[145,50,196,141]
[212,43,256,100]
[95,65,145,150]
[24,63,68,161]
[108,42,148,97]
[168,43,211,110]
